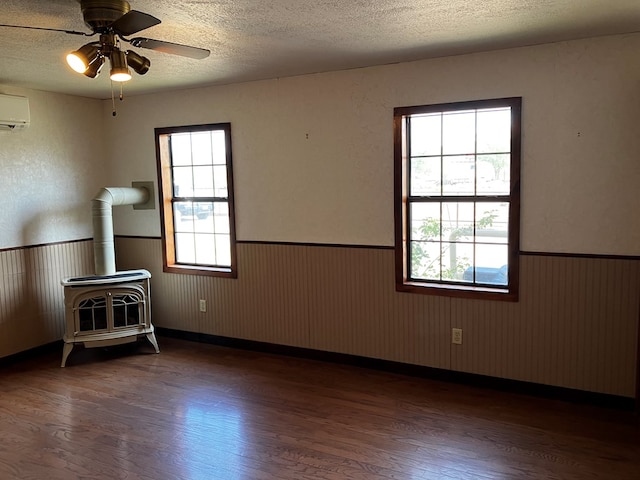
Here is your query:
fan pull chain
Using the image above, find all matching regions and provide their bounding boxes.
[109,81,127,116]
[111,80,117,116]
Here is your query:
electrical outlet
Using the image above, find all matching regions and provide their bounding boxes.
[452,328,463,345]
[199,299,207,313]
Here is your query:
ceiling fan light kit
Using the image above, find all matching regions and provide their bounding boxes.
[84,55,106,79]
[66,31,146,83]
[125,49,150,75]
[2,0,210,86]
[108,48,132,82]
[66,43,101,73]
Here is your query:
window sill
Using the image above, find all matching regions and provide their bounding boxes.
[397,281,518,302]
[163,264,237,279]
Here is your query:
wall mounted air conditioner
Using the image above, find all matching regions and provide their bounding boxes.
[0,94,30,131]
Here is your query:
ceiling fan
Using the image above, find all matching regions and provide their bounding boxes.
[0,0,210,83]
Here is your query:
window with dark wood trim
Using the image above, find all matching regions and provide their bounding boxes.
[155,123,237,278]
[394,98,521,300]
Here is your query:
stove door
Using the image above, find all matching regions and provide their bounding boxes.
[72,284,147,336]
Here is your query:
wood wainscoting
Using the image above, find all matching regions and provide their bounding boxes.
[0,239,94,359]
[115,237,640,401]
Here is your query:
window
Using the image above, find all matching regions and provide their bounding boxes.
[156,123,237,277]
[394,98,521,300]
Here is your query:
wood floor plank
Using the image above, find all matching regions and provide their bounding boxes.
[0,336,638,480]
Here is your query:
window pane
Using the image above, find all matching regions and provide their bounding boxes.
[441,202,474,242]
[194,233,216,265]
[212,131,227,164]
[477,107,511,153]
[442,110,475,155]
[476,203,509,243]
[410,240,441,280]
[173,166,194,196]
[174,201,194,224]
[476,243,509,269]
[476,154,510,195]
[410,203,440,241]
[410,157,441,196]
[213,165,228,198]
[215,235,232,266]
[171,133,192,166]
[191,132,213,165]
[475,244,509,285]
[173,207,187,228]
[194,204,215,233]
[442,242,474,282]
[410,113,441,156]
[442,155,475,195]
[193,166,214,196]
[175,232,196,263]
[214,203,230,234]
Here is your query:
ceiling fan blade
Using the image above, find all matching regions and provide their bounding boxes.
[0,24,90,36]
[110,10,160,36]
[129,38,210,60]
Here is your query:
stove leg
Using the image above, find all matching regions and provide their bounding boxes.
[61,343,74,367]
[146,332,160,353]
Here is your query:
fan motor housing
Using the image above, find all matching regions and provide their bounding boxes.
[80,0,130,31]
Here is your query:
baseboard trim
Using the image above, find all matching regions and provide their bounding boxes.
[0,341,62,368]
[156,327,636,411]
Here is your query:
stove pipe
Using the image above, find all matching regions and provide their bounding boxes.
[92,187,149,276]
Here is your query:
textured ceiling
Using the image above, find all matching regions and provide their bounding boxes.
[1,0,640,99]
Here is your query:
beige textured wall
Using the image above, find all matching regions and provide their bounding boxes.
[106,33,640,255]
[0,86,105,249]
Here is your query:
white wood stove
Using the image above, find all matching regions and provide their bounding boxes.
[60,269,159,367]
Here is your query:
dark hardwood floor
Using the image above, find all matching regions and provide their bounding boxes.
[0,336,638,480]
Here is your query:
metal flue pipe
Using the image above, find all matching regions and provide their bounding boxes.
[91,187,149,275]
